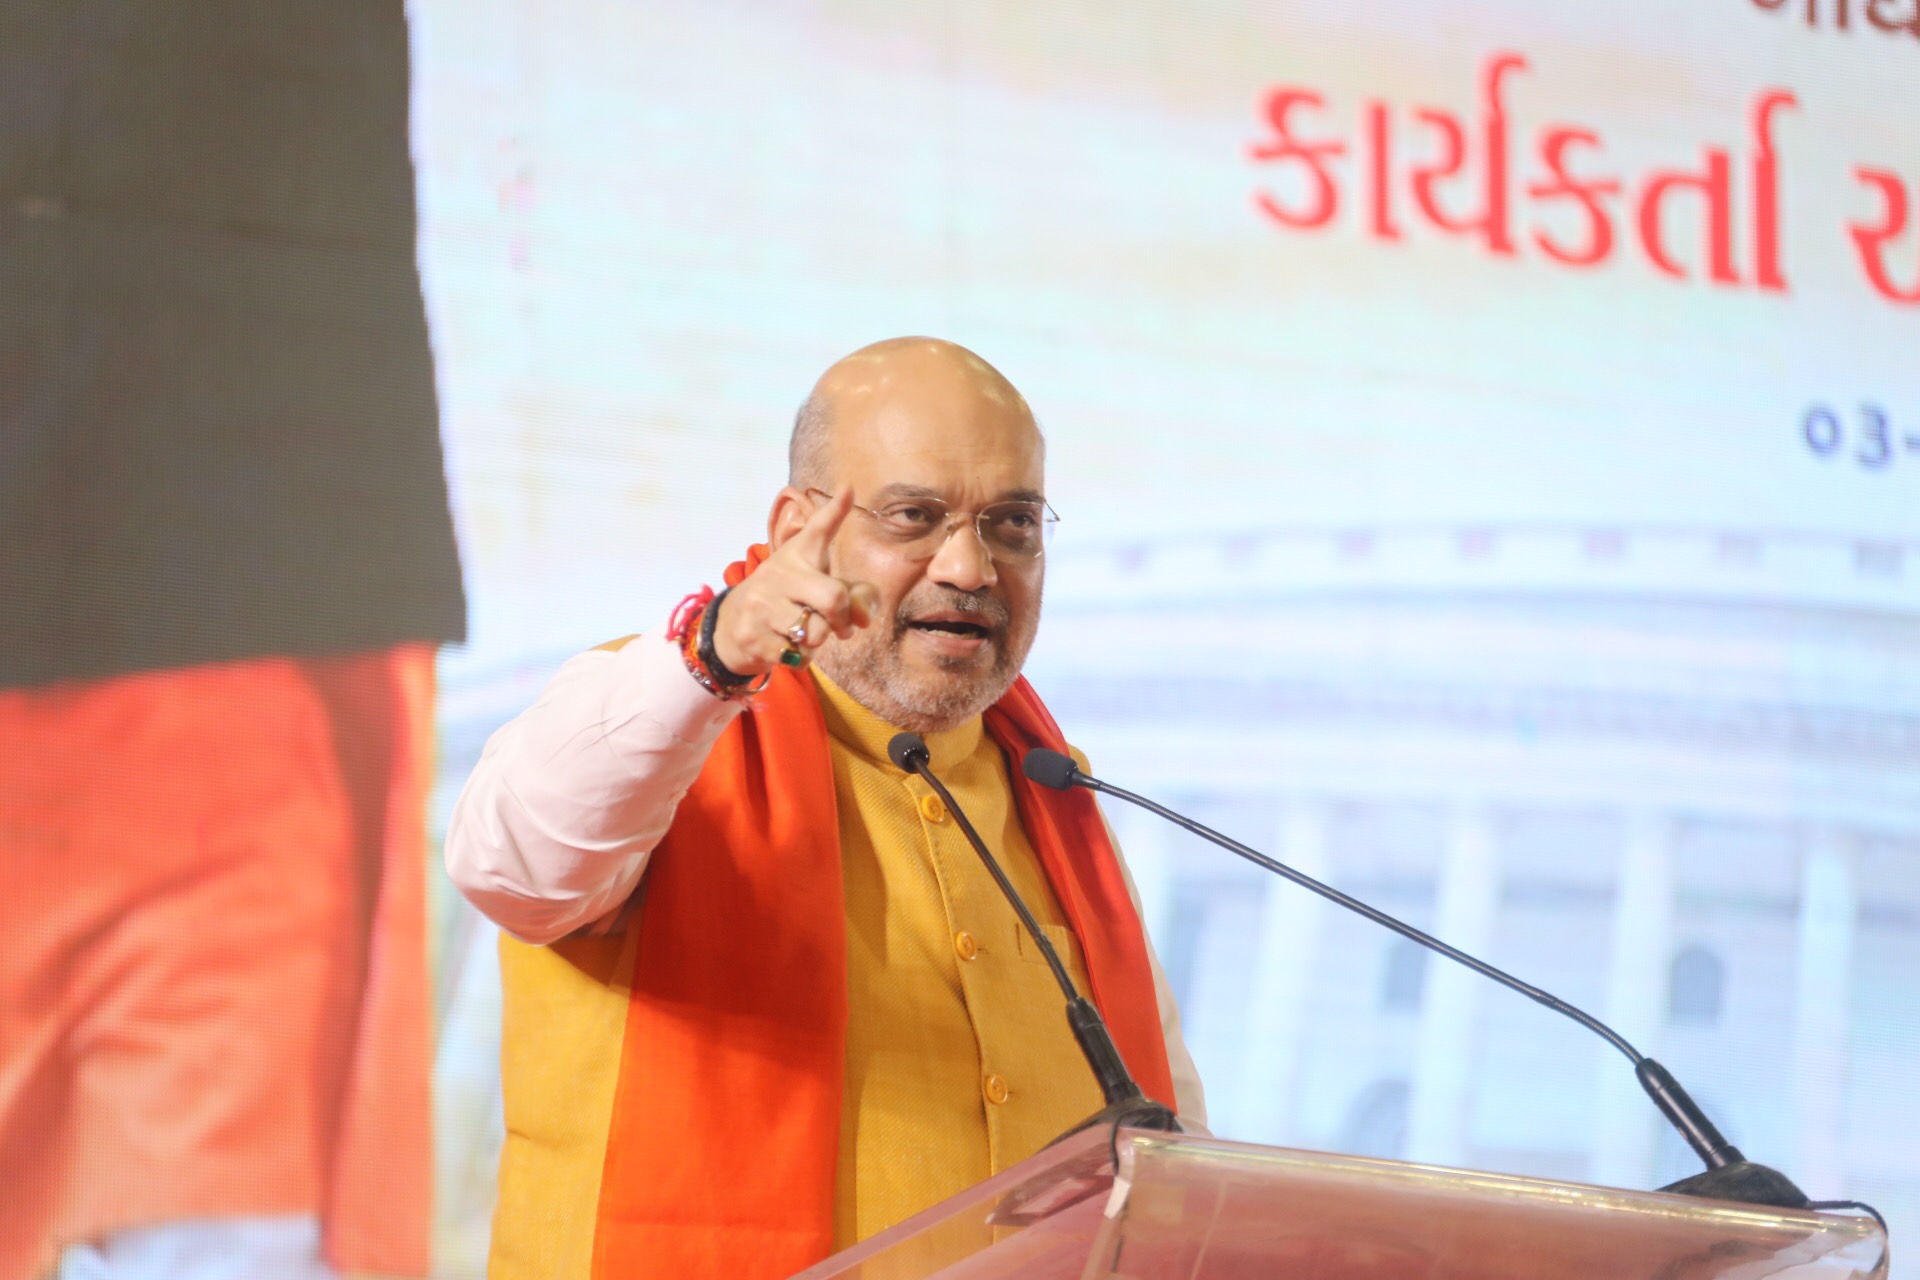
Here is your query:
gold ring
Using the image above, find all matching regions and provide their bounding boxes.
[785,608,812,648]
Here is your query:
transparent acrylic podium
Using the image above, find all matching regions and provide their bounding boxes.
[793,1128,1888,1279]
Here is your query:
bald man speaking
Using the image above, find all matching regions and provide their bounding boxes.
[446,338,1204,1279]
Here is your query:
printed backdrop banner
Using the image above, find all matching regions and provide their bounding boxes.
[414,3,1917,1272]
[3,2,1914,1276]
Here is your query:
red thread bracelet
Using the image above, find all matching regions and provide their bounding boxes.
[668,586,715,642]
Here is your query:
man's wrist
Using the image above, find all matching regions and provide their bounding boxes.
[672,587,769,702]
[698,589,761,688]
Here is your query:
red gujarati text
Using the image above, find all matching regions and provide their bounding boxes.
[1751,0,1920,39]
[1247,52,1798,292]
[1850,169,1920,304]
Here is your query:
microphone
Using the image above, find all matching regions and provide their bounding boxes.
[887,733,1178,1136]
[1022,747,1811,1209]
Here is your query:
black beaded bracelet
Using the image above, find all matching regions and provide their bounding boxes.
[691,587,769,698]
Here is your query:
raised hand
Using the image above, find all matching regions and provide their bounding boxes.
[711,488,882,675]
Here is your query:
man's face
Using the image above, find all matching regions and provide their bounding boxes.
[802,392,1046,734]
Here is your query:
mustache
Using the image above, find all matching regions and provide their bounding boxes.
[896,588,1010,632]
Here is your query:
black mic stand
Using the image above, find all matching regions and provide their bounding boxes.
[1021,747,1814,1210]
[886,733,1179,1142]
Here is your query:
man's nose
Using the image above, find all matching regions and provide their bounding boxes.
[927,520,998,592]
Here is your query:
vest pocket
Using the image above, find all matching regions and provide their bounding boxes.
[1014,922,1088,983]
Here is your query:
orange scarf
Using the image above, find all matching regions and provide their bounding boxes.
[586,550,1175,1278]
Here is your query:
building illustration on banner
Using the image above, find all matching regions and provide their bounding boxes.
[1027,517,1920,1202]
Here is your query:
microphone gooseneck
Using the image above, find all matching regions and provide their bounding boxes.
[1021,747,1810,1209]
[888,733,1177,1132]
[888,734,1078,999]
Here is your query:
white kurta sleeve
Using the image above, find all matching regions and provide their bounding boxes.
[443,629,745,945]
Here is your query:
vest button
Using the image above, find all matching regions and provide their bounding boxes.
[918,793,948,823]
[954,931,979,961]
[983,1073,1009,1105]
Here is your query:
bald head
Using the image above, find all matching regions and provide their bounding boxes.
[788,337,1039,489]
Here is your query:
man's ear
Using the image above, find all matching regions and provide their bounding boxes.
[765,486,814,551]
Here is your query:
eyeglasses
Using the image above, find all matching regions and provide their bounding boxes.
[806,488,1060,563]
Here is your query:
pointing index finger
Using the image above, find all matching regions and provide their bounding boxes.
[793,486,856,568]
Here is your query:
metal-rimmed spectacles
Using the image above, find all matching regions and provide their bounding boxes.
[806,487,1059,563]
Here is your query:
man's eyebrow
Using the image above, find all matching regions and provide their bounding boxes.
[870,483,945,503]
[869,482,1049,505]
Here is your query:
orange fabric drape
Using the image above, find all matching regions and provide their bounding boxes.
[306,645,438,1276]
[0,647,435,1278]
[583,550,1174,1279]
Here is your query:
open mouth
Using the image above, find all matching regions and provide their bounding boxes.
[907,618,994,641]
